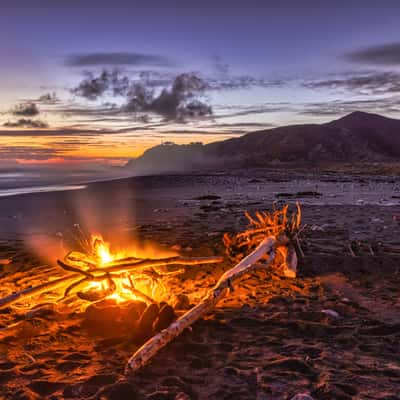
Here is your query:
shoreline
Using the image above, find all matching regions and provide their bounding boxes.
[0,184,87,198]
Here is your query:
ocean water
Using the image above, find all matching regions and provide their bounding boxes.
[0,184,86,197]
[0,172,87,197]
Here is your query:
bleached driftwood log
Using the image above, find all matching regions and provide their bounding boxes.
[126,236,280,373]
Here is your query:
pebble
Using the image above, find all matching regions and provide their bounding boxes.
[321,309,340,318]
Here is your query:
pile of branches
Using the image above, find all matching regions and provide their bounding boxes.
[57,251,223,305]
[223,203,302,277]
[0,246,223,311]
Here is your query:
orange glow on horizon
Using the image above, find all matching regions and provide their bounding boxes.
[0,127,237,166]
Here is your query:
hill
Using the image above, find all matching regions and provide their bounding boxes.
[127,112,400,174]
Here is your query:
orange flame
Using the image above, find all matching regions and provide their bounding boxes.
[85,233,177,303]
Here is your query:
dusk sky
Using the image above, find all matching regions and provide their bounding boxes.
[1,0,400,169]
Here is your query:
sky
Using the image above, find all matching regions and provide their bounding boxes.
[1,0,400,170]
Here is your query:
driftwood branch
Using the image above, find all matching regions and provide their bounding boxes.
[95,256,224,275]
[0,273,79,309]
[126,236,278,373]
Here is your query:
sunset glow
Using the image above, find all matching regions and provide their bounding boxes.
[0,1,399,174]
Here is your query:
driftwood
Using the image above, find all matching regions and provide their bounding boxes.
[126,204,302,373]
[126,236,280,372]
[92,256,224,275]
[0,273,79,309]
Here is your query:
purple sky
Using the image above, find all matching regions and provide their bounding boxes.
[1,0,400,169]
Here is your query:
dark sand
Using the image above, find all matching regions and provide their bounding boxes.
[0,169,399,399]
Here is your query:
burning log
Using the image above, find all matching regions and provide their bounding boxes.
[126,204,302,373]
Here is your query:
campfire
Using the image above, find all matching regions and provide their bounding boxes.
[0,203,302,374]
[57,233,223,306]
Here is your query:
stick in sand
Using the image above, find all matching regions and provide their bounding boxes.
[126,236,279,373]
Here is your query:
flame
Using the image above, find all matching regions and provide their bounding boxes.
[83,233,176,304]
[92,234,115,264]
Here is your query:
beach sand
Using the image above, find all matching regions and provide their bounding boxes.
[0,169,399,399]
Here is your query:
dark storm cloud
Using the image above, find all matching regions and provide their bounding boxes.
[66,52,173,67]
[124,73,212,121]
[344,43,400,65]
[12,102,40,116]
[3,118,48,128]
[303,71,400,95]
[71,70,130,100]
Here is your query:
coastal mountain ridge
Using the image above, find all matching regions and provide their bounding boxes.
[127,111,400,173]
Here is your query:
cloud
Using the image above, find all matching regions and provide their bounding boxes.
[66,52,173,67]
[38,92,59,104]
[124,73,212,121]
[71,70,131,100]
[3,119,49,128]
[72,70,213,121]
[210,122,276,129]
[344,42,400,65]
[212,54,230,76]
[216,103,292,119]
[208,76,285,91]
[0,146,60,160]
[0,125,160,137]
[300,97,400,117]
[12,102,40,117]
[303,71,400,95]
